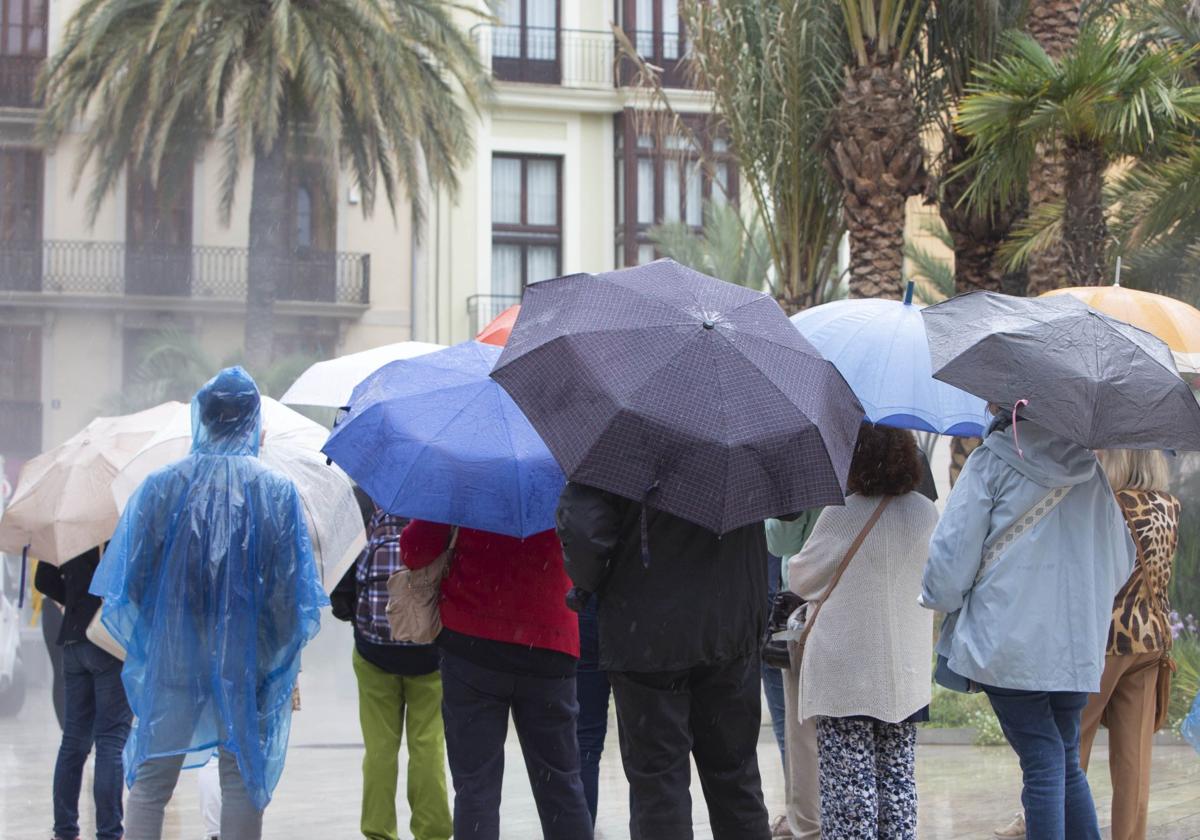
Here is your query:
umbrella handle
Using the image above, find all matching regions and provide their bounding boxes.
[17,545,27,609]
[1012,399,1029,460]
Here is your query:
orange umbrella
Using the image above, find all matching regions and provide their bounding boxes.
[476,305,520,347]
[1042,284,1200,374]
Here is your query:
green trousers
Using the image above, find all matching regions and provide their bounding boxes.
[353,648,452,840]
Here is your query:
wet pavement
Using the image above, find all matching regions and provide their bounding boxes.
[4,614,1200,839]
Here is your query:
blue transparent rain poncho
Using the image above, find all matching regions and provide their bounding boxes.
[91,367,327,809]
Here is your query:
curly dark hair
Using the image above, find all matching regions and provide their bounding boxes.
[846,422,922,497]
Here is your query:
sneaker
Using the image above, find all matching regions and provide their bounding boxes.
[770,815,795,839]
[994,812,1026,838]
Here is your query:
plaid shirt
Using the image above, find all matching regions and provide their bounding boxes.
[355,507,411,645]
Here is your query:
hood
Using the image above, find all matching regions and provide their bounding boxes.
[983,417,1097,487]
[190,366,262,456]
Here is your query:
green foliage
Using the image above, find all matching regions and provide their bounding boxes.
[929,683,993,728]
[971,707,1008,746]
[1170,635,1200,732]
[38,0,489,229]
[957,22,1200,212]
[904,220,955,303]
[839,0,929,68]
[647,203,773,291]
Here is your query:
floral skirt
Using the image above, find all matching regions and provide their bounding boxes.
[815,716,918,839]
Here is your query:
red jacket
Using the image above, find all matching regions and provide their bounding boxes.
[400,521,580,658]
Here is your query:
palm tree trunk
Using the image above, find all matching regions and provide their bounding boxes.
[245,141,289,373]
[1062,139,1107,287]
[829,63,925,301]
[1023,0,1081,296]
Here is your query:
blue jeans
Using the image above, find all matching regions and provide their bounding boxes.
[53,640,132,840]
[440,651,593,840]
[984,687,1100,840]
[576,600,611,824]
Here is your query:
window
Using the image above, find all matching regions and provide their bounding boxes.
[491,154,562,297]
[0,148,41,291]
[620,0,689,88]
[0,323,42,460]
[1,0,45,57]
[492,0,559,84]
[615,111,738,267]
[284,163,337,302]
[126,164,193,296]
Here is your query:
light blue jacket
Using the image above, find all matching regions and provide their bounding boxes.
[921,419,1134,693]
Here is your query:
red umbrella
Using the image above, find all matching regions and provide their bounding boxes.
[476,305,520,346]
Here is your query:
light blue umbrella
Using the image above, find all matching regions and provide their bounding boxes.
[322,341,564,538]
[791,284,988,437]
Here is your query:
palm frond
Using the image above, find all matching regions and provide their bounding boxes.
[648,203,775,293]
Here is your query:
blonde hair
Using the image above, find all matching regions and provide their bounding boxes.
[1097,449,1171,493]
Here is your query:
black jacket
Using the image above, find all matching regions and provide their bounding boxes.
[34,548,102,646]
[556,482,768,673]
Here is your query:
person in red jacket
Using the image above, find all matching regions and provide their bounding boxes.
[400,520,593,840]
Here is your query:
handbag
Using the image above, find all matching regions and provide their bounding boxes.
[761,590,804,670]
[85,605,126,661]
[385,527,457,644]
[787,496,893,673]
[1104,506,1176,732]
[935,484,1071,693]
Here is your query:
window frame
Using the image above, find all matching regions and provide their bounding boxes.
[619,0,691,88]
[491,0,562,85]
[615,110,739,267]
[0,0,46,57]
[491,152,564,293]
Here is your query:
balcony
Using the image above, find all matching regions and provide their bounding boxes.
[475,25,616,89]
[0,240,370,307]
[0,399,42,457]
[0,56,42,108]
[467,293,521,336]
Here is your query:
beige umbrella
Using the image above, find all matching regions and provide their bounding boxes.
[112,398,366,593]
[0,402,184,564]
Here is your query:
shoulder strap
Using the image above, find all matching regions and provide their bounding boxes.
[974,484,1070,586]
[796,496,893,649]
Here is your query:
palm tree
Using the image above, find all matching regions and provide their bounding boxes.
[39,0,488,369]
[648,203,775,292]
[924,0,1027,295]
[957,23,1200,288]
[827,0,930,301]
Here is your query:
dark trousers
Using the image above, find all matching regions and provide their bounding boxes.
[440,650,593,840]
[42,600,66,729]
[53,640,132,840]
[610,654,770,840]
[984,687,1101,840]
[576,601,611,824]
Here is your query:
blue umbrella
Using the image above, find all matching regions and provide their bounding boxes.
[790,284,988,437]
[322,341,564,538]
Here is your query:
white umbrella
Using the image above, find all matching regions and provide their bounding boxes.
[0,402,184,564]
[112,398,365,593]
[280,341,444,407]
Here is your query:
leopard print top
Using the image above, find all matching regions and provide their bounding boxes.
[1108,489,1181,655]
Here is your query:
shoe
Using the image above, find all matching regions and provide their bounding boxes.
[994,812,1025,838]
[770,815,795,839]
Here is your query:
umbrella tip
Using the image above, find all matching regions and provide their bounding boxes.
[702,319,715,330]
[903,281,915,306]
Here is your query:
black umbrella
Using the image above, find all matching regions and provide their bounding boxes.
[922,291,1200,451]
[490,260,865,534]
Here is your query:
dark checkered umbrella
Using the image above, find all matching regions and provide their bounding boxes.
[923,291,1200,450]
[490,260,865,534]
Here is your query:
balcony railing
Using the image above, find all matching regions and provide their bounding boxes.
[475,25,616,89]
[0,240,370,306]
[0,399,42,456]
[0,56,43,108]
[467,293,521,336]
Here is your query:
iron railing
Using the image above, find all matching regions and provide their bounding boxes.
[474,25,616,89]
[467,293,521,336]
[0,56,43,108]
[0,240,370,305]
[0,399,41,456]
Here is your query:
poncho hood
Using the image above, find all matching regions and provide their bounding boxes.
[192,366,262,456]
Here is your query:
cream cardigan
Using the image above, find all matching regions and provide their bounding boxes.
[788,492,938,723]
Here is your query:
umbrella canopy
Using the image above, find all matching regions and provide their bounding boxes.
[280,341,444,407]
[323,341,565,538]
[112,398,365,592]
[1042,284,1200,375]
[490,260,864,534]
[923,291,1200,451]
[0,402,184,564]
[790,285,988,437]
[476,305,520,347]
